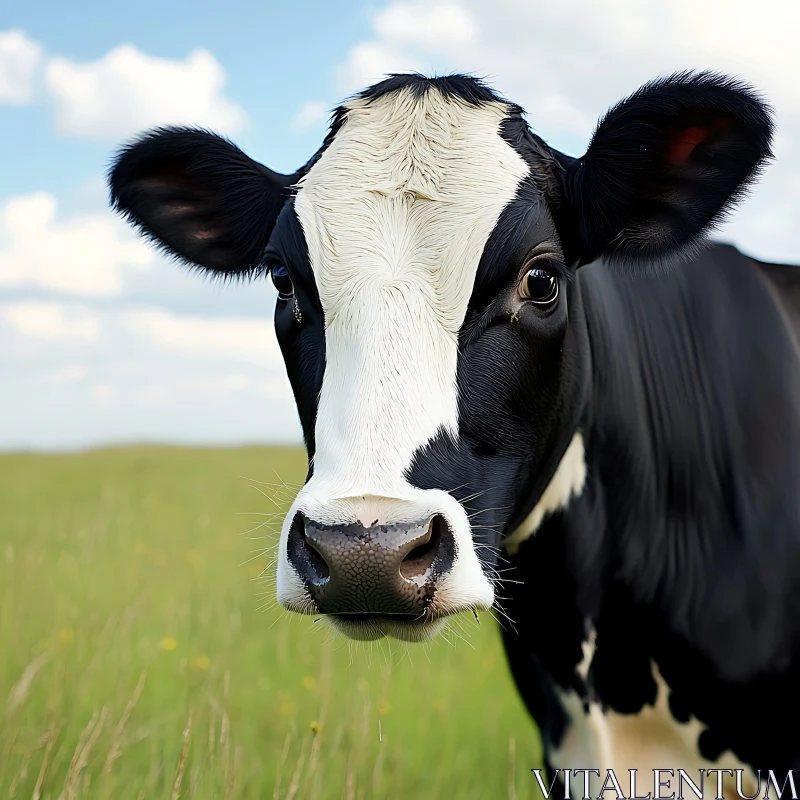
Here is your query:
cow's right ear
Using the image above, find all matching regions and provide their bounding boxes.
[108,127,295,275]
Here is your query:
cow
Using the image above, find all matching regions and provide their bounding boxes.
[108,70,800,787]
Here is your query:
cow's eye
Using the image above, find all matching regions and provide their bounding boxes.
[520,268,559,306]
[271,264,294,300]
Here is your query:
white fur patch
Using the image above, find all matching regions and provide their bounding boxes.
[551,629,757,797]
[599,665,756,793]
[277,86,529,625]
[550,630,608,798]
[504,432,587,555]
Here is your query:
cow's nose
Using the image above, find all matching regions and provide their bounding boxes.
[285,513,455,616]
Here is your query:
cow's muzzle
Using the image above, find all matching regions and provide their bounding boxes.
[286,513,455,617]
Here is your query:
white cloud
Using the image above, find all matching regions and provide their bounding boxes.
[0,299,299,449]
[337,0,800,132]
[44,44,246,140]
[120,307,279,364]
[291,100,330,132]
[0,192,154,297]
[47,365,88,384]
[0,302,281,364]
[317,0,800,264]
[373,2,477,50]
[90,384,115,403]
[2,301,101,341]
[337,2,478,92]
[0,29,42,103]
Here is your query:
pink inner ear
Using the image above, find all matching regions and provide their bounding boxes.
[191,224,221,241]
[665,125,711,165]
[665,117,733,165]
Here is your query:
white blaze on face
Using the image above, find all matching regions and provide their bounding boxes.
[277,86,529,620]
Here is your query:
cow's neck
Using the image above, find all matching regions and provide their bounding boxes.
[506,256,732,630]
[559,256,758,657]
[576,260,713,613]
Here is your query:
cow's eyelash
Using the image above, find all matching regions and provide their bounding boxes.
[520,244,572,282]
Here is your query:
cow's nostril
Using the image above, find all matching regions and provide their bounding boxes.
[400,514,445,580]
[286,513,330,585]
[303,536,331,583]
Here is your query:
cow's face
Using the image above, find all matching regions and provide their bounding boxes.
[109,73,772,642]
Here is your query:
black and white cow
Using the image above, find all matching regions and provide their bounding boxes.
[109,71,800,784]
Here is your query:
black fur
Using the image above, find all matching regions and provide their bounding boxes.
[356,71,511,108]
[267,200,325,462]
[108,127,294,277]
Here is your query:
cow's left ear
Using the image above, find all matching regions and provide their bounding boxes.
[564,72,774,270]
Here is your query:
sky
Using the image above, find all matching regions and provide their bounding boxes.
[1,0,798,451]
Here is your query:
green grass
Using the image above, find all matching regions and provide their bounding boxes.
[0,445,543,799]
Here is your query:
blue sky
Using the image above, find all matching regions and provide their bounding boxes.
[2,0,798,450]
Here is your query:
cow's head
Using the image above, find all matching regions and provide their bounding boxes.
[109,72,772,642]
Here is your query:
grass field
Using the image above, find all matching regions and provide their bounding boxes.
[0,445,544,799]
